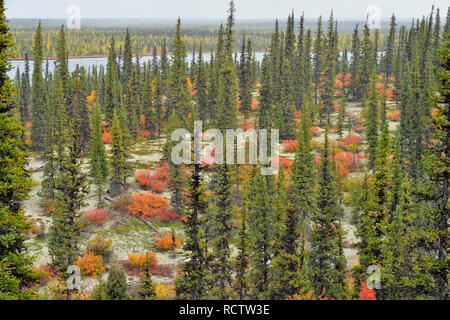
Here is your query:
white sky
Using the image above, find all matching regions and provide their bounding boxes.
[5,0,448,20]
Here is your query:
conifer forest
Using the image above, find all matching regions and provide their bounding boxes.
[0,0,449,304]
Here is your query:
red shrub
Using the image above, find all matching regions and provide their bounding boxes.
[339,134,362,147]
[136,163,169,193]
[83,208,108,226]
[282,140,298,152]
[359,281,376,300]
[150,264,173,278]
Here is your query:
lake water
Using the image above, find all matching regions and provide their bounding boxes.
[7,52,267,79]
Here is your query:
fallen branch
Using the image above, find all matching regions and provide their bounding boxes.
[104,195,162,235]
[135,216,162,236]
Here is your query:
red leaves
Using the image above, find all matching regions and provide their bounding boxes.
[282,139,298,152]
[83,208,108,226]
[359,281,377,300]
[136,162,169,193]
[339,134,362,147]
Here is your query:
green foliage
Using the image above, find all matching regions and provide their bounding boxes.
[106,267,130,300]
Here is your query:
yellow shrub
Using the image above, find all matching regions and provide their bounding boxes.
[155,283,175,300]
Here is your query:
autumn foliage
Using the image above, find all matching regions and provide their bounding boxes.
[153,233,182,251]
[76,252,105,277]
[136,162,169,193]
[128,192,179,221]
[387,111,400,121]
[127,251,158,269]
[101,128,111,144]
[359,281,377,300]
[282,139,298,152]
[83,208,108,226]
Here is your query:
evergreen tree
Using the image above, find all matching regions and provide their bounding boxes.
[233,188,249,299]
[418,37,449,299]
[121,28,133,88]
[30,21,46,150]
[106,267,130,300]
[383,14,397,79]
[216,1,238,130]
[109,108,131,196]
[167,18,190,126]
[176,163,210,299]
[0,0,38,298]
[210,164,234,299]
[48,116,89,299]
[104,37,120,121]
[247,168,272,299]
[139,261,156,300]
[309,129,345,299]
[365,72,379,169]
[89,104,108,204]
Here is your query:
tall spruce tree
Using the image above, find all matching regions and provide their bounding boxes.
[0,0,38,298]
[309,129,345,299]
[89,104,108,204]
[175,163,210,299]
[30,21,46,150]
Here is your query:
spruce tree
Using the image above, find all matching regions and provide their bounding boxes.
[309,129,345,299]
[247,168,272,299]
[216,1,238,130]
[106,267,130,300]
[109,108,131,196]
[89,104,108,204]
[365,71,379,169]
[175,163,210,299]
[0,0,38,298]
[48,116,89,300]
[30,21,46,150]
[210,164,234,299]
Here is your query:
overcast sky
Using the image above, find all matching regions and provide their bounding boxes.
[5,0,448,20]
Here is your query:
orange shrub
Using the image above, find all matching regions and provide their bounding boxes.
[128,192,178,221]
[153,233,181,251]
[127,251,158,269]
[76,253,105,277]
[83,208,108,226]
[387,111,400,121]
[282,139,298,152]
[101,128,111,144]
[251,99,259,110]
